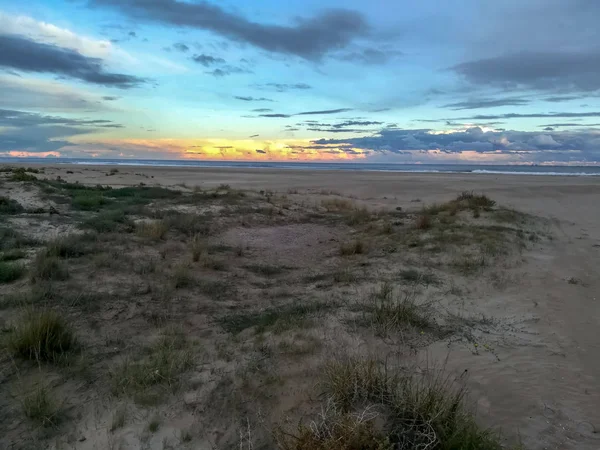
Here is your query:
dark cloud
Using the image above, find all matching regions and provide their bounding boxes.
[452,111,600,121]
[253,83,312,92]
[251,108,273,112]
[307,127,372,133]
[297,108,353,116]
[452,50,600,92]
[191,54,225,66]
[128,31,137,37]
[250,134,259,138]
[443,98,529,110]
[234,96,274,102]
[173,42,190,52]
[206,66,251,77]
[312,126,600,162]
[336,48,400,65]
[102,96,120,101]
[259,113,291,118]
[255,149,266,154]
[91,0,368,59]
[0,34,145,89]
[0,109,122,153]
[539,123,600,128]
[331,120,383,128]
[544,96,583,103]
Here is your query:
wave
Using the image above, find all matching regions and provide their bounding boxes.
[472,169,600,176]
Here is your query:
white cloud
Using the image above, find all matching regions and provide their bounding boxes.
[0,11,113,59]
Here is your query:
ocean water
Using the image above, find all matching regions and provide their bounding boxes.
[2,157,600,176]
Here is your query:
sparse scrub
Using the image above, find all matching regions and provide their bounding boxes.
[415,214,432,230]
[171,263,194,289]
[81,209,134,233]
[20,383,61,427]
[0,196,24,214]
[31,252,69,281]
[111,331,193,397]
[333,266,356,284]
[0,261,25,283]
[0,249,26,261]
[191,234,207,262]
[218,301,330,335]
[278,358,507,450]
[399,268,438,286]
[165,212,212,237]
[340,239,366,256]
[71,192,108,210]
[8,309,77,362]
[244,263,290,276]
[365,282,434,336]
[136,220,169,241]
[46,234,94,258]
[10,168,37,182]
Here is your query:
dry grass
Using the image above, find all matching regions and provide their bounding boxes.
[415,214,432,230]
[20,383,62,427]
[277,358,508,450]
[30,252,69,282]
[7,309,78,362]
[136,220,169,241]
[339,239,366,256]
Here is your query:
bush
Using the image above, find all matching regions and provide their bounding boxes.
[136,220,169,241]
[10,168,37,182]
[46,234,93,258]
[31,253,69,282]
[0,261,25,283]
[0,196,24,214]
[71,193,108,211]
[278,358,508,450]
[8,309,77,362]
[415,214,431,230]
[21,384,61,427]
[81,210,134,233]
[340,239,365,256]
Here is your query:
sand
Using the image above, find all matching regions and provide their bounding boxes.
[3,163,600,449]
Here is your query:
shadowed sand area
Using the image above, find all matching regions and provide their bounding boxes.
[1,164,599,450]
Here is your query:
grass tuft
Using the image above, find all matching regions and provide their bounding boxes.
[31,252,69,281]
[136,220,169,241]
[0,261,26,283]
[339,239,366,256]
[21,384,61,427]
[8,309,78,362]
[0,196,24,214]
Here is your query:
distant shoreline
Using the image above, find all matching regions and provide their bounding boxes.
[2,157,600,176]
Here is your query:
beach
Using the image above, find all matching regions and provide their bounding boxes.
[1,163,599,449]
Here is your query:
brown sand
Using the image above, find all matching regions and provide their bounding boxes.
[7,163,600,449]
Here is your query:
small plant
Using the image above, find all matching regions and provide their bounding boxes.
[172,263,194,289]
[414,214,431,230]
[136,220,169,241]
[8,309,77,362]
[0,261,25,283]
[191,234,207,262]
[0,249,26,261]
[31,252,69,282]
[148,415,161,432]
[21,383,61,427]
[110,405,127,431]
[244,263,289,277]
[10,168,37,182]
[339,239,365,256]
[0,196,24,214]
[46,234,92,258]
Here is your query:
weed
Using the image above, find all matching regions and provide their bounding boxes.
[46,234,94,258]
[244,263,290,277]
[111,331,193,397]
[0,196,24,214]
[0,249,26,261]
[172,263,194,289]
[415,214,431,230]
[340,239,366,256]
[279,358,509,450]
[21,383,61,427]
[31,252,69,282]
[7,308,77,362]
[218,301,330,335]
[136,220,169,241]
[191,234,207,262]
[110,406,127,432]
[0,261,25,283]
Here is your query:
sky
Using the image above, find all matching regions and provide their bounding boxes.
[1,0,600,164]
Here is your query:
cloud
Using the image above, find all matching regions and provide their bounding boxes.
[452,50,600,92]
[191,53,225,67]
[128,31,136,38]
[331,120,383,128]
[252,83,312,92]
[312,126,600,162]
[0,11,114,59]
[172,42,189,52]
[0,34,145,89]
[259,113,291,118]
[91,0,368,59]
[442,98,530,110]
[206,66,251,77]
[102,96,119,101]
[336,48,400,65]
[451,111,600,121]
[0,108,122,153]
[252,108,272,112]
[255,149,266,154]
[234,96,274,102]
[297,108,353,116]
[250,134,259,138]
[544,96,583,103]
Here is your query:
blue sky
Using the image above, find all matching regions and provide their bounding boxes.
[1,0,599,164]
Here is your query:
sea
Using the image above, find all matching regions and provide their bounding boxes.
[2,157,600,176]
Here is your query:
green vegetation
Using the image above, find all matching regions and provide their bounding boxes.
[0,249,26,261]
[0,261,25,283]
[31,252,69,281]
[21,384,61,427]
[0,196,24,214]
[7,309,78,362]
[218,301,330,335]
